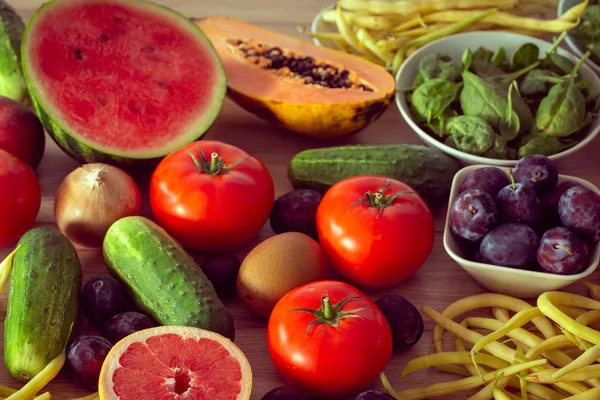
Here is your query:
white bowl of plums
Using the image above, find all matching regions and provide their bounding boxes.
[443,154,600,299]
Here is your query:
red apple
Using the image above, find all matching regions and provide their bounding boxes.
[0,96,45,170]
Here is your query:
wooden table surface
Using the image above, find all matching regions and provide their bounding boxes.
[1,0,599,399]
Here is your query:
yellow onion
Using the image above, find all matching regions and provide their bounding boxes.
[54,163,141,248]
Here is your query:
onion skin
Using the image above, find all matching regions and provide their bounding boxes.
[54,163,142,248]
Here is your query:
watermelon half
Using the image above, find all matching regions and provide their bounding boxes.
[21,0,226,166]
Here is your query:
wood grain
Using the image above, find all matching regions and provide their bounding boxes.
[1,0,598,399]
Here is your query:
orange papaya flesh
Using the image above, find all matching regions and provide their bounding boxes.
[194,17,395,138]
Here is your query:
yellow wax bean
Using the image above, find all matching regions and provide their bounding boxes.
[404,9,579,32]
[397,359,547,400]
[402,351,509,378]
[0,246,19,294]
[337,0,517,16]
[538,292,600,345]
[562,385,600,399]
[433,294,555,355]
[471,307,543,360]
[552,343,600,380]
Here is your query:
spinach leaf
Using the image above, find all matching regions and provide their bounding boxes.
[482,136,509,159]
[499,82,521,140]
[510,43,539,71]
[446,115,496,155]
[487,60,541,87]
[410,78,462,123]
[545,53,576,75]
[471,60,505,78]
[412,73,425,88]
[427,107,459,137]
[518,136,576,157]
[587,93,600,114]
[443,135,458,149]
[587,41,600,65]
[538,32,574,75]
[536,81,586,137]
[576,77,595,102]
[460,71,533,134]
[491,47,506,67]
[462,48,473,71]
[418,53,462,82]
[473,47,493,62]
[572,4,600,40]
[535,52,591,137]
[519,69,563,96]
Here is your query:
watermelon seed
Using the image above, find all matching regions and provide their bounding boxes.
[144,46,155,53]
[100,33,110,41]
[97,96,106,106]
[74,49,83,61]
[156,81,168,89]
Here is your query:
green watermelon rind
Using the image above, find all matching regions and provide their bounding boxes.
[21,0,227,166]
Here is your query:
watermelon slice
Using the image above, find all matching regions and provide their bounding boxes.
[21,0,226,166]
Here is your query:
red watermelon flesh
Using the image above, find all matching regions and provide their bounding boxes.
[22,0,226,162]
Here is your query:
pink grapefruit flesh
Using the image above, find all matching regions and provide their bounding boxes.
[99,326,252,400]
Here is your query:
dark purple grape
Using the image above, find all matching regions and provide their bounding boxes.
[262,386,311,400]
[541,181,583,228]
[355,391,396,400]
[537,227,589,275]
[513,154,558,196]
[479,223,540,269]
[101,312,158,345]
[80,275,128,327]
[459,167,509,198]
[66,336,113,390]
[496,170,541,229]
[450,189,500,242]
[375,295,423,352]
[269,189,322,241]
[559,185,600,242]
[201,254,241,296]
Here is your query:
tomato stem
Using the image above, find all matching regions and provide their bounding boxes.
[348,180,417,218]
[322,295,333,320]
[210,152,219,174]
[186,143,251,176]
[287,293,369,335]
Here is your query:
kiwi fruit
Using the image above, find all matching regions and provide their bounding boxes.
[236,232,329,318]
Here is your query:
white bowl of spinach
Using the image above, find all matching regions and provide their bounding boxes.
[559,0,600,74]
[395,31,600,166]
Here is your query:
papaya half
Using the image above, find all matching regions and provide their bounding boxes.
[193,17,395,139]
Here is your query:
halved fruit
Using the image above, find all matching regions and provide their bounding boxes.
[194,17,395,139]
[21,0,226,166]
[99,326,252,399]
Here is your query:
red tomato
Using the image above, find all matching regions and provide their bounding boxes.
[316,175,434,288]
[0,149,41,248]
[267,280,392,397]
[150,140,274,252]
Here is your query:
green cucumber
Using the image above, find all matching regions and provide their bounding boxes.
[4,227,81,382]
[103,216,235,340]
[288,144,462,207]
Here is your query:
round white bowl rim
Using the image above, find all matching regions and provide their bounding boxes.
[310,4,336,48]
[395,31,600,166]
[443,165,600,281]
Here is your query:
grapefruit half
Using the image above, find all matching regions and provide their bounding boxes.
[98,326,252,399]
